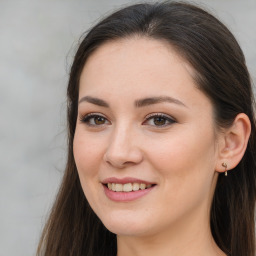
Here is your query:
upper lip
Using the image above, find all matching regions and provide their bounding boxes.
[102,177,155,185]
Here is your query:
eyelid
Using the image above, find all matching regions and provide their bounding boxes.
[145,112,176,121]
[79,112,111,125]
[79,112,176,127]
[143,112,176,127]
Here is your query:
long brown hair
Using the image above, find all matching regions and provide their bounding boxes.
[37,2,256,255]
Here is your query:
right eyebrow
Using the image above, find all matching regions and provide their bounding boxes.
[78,96,109,107]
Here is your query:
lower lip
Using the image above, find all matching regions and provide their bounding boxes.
[103,185,155,202]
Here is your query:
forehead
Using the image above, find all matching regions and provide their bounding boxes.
[79,37,196,94]
[84,37,190,71]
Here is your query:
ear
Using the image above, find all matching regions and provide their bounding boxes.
[215,113,251,174]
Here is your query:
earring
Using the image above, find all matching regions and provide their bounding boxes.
[222,162,228,176]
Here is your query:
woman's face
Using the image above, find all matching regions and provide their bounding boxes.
[73,37,221,237]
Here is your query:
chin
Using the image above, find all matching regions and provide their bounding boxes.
[105,222,150,237]
[99,212,156,236]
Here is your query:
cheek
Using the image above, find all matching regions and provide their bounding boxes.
[142,129,217,228]
[73,129,103,176]
[147,125,216,172]
[73,128,107,209]
[73,129,105,210]
[145,125,217,202]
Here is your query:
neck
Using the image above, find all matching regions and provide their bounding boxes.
[116,209,225,256]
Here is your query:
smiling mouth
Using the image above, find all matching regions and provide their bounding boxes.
[104,183,156,192]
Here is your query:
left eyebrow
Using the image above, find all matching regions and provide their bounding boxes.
[135,96,187,108]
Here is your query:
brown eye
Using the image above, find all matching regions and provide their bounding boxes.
[153,116,167,126]
[143,113,176,127]
[94,116,106,125]
[80,114,110,126]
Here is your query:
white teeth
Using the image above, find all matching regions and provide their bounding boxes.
[123,183,132,192]
[140,183,146,190]
[107,182,153,192]
[133,183,140,191]
[115,183,123,192]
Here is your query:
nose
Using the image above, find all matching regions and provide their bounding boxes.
[103,125,143,168]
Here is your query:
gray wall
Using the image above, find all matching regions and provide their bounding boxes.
[0,0,255,255]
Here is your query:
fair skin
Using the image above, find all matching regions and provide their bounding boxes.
[73,37,251,256]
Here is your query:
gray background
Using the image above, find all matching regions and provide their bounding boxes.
[0,0,255,255]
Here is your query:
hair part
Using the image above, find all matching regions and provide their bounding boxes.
[37,2,256,255]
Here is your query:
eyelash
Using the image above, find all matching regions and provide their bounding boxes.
[143,113,176,127]
[79,113,176,128]
[79,113,110,127]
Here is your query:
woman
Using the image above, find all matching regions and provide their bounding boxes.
[37,2,256,256]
